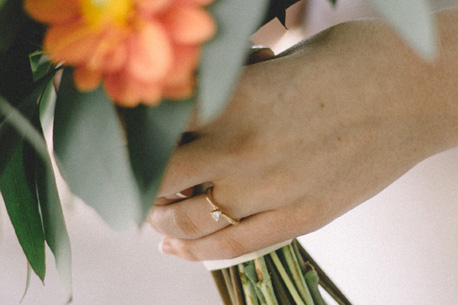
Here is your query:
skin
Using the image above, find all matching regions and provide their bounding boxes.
[149,8,458,261]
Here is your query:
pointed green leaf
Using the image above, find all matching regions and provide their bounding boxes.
[32,103,73,301]
[53,69,142,229]
[366,0,436,59]
[0,88,73,300]
[121,99,194,217]
[0,140,46,281]
[0,74,56,175]
[29,51,54,82]
[198,0,271,122]
[20,263,32,303]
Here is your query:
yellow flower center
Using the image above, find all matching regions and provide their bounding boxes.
[81,0,133,27]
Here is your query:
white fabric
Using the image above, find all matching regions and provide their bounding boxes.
[203,239,293,270]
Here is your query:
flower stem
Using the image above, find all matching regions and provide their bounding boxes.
[222,268,237,305]
[230,266,245,305]
[283,244,315,305]
[211,270,232,305]
[254,257,279,305]
[239,263,260,305]
[270,251,307,305]
[293,240,352,305]
[304,263,327,305]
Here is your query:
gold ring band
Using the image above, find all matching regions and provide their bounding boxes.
[206,187,240,225]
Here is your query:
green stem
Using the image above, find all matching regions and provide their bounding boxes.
[270,251,306,305]
[239,263,260,305]
[230,266,245,305]
[293,240,352,305]
[254,257,279,305]
[304,263,327,305]
[222,269,237,305]
[283,244,315,305]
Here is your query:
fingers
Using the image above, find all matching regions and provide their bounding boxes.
[159,210,297,261]
[150,188,261,240]
[157,136,224,198]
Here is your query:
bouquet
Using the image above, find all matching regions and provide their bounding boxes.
[0,0,437,303]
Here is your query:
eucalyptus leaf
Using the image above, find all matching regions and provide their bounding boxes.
[0,140,46,282]
[121,99,194,217]
[0,73,55,175]
[198,0,271,122]
[53,69,142,229]
[0,87,73,300]
[366,0,436,59]
[31,106,73,301]
[20,263,32,303]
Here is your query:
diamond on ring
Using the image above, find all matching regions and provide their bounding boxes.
[205,187,240,225]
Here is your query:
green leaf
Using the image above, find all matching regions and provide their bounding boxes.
[31,102,73,301]
[29,51,54,82]
[0,73,55,175]
[120,99,194,217]
[198,0,271,122]
[53,69,142,229]
[366,0,436,59]
[0,87,73,300]
[0,140,46,282]
[0,0,25,53]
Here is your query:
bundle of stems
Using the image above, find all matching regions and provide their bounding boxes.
[211,239,352,305]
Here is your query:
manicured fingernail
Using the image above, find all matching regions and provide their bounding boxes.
[175,191,188,198]
[160,237,178,256]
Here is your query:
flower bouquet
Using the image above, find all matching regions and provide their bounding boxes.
[0,0,438,303]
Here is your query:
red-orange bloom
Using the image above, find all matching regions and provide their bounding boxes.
[25,0,216,107]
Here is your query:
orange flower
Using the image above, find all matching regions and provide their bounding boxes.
[25,0,216,107]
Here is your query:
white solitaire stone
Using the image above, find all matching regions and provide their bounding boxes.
[211,210,221,221]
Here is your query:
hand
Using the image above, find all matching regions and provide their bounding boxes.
[149,15,458,261]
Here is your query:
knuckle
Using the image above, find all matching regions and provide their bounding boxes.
[172,210,202,239]
[174,240,199,261]
[216,235,248,259]
[147,208,162,233]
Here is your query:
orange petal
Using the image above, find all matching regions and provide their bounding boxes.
[24,0,80,24]
[126,21,172,81]
[135,0,171,16]
[74,66,102,91]
[161,6,216,44]
[45,21,101,65]
[105,70,163,106]
[86,28,128,72]
[174,0,214,7]
[163,72,194,100]
[166,45,198,83]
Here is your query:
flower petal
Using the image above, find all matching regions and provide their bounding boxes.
[135,0,171,16]
[24,0,80,24]
[86,28,128,72]
[174,0,214,7]
[166,45,198,83]
[105,70,163,106]
[74,65,102,91]
[161,6,216,44]
[45,21,101,65]
[126,21,172,81]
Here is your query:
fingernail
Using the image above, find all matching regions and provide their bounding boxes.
[175,191,188,198]
[160,237,178,256]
